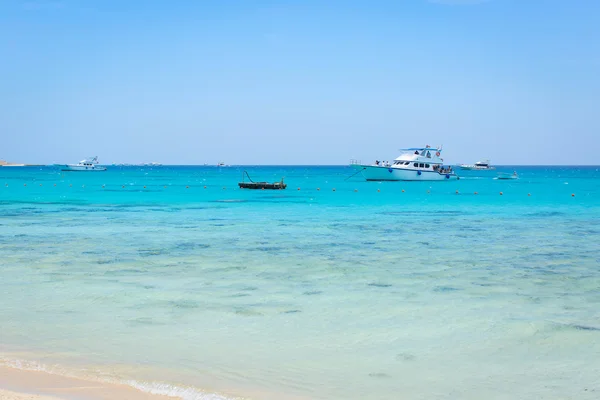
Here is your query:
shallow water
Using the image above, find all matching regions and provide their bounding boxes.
[1,165,600,399]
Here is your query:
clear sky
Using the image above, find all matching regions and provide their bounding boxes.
[1,0,598,165]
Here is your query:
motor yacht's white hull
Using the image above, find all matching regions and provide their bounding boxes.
[459,166,496,171]
[62,165,107,171]
[353,165,458,181]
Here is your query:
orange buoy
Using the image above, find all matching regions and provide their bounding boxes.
[297,187,300,191]
[499,192,503,195]
[571,193,575,197]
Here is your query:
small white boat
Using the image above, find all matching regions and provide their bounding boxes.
[351,146,459,181]
[459,160,495,170]
[496,171,518,180]
[61,157,107,171]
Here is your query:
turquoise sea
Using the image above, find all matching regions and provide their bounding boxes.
[1,165,599,400]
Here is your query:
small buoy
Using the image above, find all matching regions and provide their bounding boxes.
[317,188,320,191]
[122,185,125,188]
[401,189,405,193]
[427,190,430,194]
[164,186,167,189]
[223,187,226,190]
[186,186,189,189]
[500,192,503,195]
[203,186,207,189]
[474,192,478,195]
[54,184,57,187]
[354,189,358,192]
[528,193,531,196]
[102,185,105,188]
[24,184,27,187]
[39,184,42,186]
[143,186,146,189]
[377,189,380,193]
[297,187,300,191]
[455,190,459,194]
[69,184,72,187]
[417,171,422,176]
[333,188,336,192]
[571,193,575,197]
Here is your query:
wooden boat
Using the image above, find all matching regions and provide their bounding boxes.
[238,171,287,190]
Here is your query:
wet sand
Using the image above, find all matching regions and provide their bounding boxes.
[0,367,174,400]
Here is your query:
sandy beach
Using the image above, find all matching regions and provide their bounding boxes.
[0,389,63,400]
[0,367,173,400]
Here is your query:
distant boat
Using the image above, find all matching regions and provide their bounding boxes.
[61,157,107,171]
[217,161,228,167]
[351,146,459,181]
[496,171,518,180]
[459,160,495,171]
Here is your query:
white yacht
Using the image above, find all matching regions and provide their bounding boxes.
[459,160,495,170]
[61,157,107,171]
[351,146,459,181]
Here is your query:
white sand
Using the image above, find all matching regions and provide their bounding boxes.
[0,389,63,400]
[0,367,174,400]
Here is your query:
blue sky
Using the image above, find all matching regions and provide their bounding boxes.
[1,0,598,165]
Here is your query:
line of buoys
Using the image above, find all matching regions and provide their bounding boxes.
[5,184,580,198]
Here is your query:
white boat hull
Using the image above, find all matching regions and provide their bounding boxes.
[353,165,458,181]
[62,165,107,171]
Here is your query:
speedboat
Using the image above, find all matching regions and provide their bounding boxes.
[61,157,107,171]
[351,146,459,181]
[459,160,495,170]
[496,171,518,180]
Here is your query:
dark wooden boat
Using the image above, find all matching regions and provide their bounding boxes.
[238,171,287,190]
